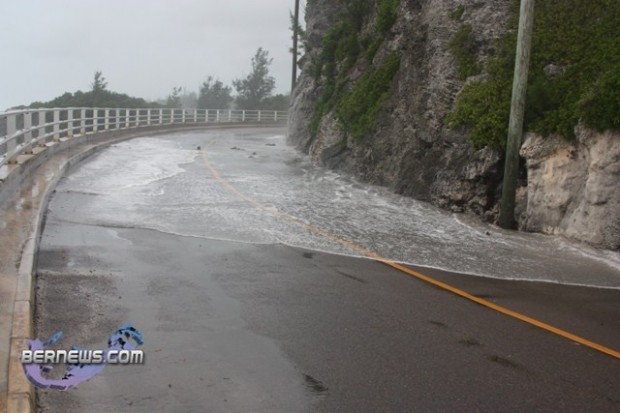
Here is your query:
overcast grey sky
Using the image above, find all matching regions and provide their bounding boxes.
[0,0,304,110]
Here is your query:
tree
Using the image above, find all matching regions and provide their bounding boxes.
[167,86,183,108]
[233,47,276,109]
[197,77,233,109]
[91,71,108,93]
[91,71,108,106]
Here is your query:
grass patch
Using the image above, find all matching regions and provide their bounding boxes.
[377,0,400,35]
[448,24,481,80]
[364,37,384,62]
[449,5,465,21]
[336,53,401,139]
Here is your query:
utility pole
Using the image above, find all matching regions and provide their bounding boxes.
[498,0,535,229]
[291,0,301,94]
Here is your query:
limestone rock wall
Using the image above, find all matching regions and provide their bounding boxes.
[521,127,620,250]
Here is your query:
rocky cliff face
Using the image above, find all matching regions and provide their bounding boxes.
[521,127,620,250]
[288,0,619,250]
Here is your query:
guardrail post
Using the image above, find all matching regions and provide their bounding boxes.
[205,109,209,123]
[125,109,130,129]
[6,113,16,139]
[181,109,186,124]
[35,110,45,144]
[24,112,33,154]
[93,109,98,133]
[275,111,278,122]
[67,109,74,137]
[53,110,60,141]
[104,109,110,130]
[194,109,198,123]
[242,110,245,122]
[258,111,262,122]
[228,110,231,122]
[158,109,163,125]
[216,110,220,123]
[6,114,17,163]
[147,109,152,126]
[80,109,86,135]
[24,111,32,141]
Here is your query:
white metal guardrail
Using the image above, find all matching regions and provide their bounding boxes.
[0,108,288,170]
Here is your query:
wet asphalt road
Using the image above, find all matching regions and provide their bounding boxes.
[35,128,620,412]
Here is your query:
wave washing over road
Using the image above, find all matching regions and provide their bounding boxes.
[47,129,620,288]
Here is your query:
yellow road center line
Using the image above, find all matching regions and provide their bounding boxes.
[202,150,620,360]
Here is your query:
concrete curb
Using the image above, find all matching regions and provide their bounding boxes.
[3,123,285,413]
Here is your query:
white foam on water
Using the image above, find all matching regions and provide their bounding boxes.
[51,131,620,289]
[64,138,195,195]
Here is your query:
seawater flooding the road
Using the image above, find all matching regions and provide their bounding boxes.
[48,129,620,288]
[36,128,620,412]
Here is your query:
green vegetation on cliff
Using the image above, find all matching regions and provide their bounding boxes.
[376,0,399,35]
[309,0,400,139]
[448,24,481,80]
[448,0,620,149]
[337,53,401,139]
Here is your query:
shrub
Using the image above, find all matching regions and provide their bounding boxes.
[377,0,400,35]
[448,24,481,80]
[337,53,401,139]
[449,5,465,21]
